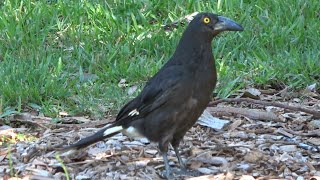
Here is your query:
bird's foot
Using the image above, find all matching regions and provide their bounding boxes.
[159,170,174,179]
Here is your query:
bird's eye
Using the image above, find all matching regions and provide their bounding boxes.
[203,17,210,24]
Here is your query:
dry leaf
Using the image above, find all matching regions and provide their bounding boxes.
[241,88,261,99]
[307,138,320,146]
[239,175,255,180]
[197,109,229,129]
[145,149,158,155]
[228,119,242,132]
[279,145,297,152]
[118,78,127,87]
[189,161,203,169]
[71,116,91,123]
[306,83,317,91]
[187,174,224,180]
[196,167,216,174]
[243,150,264,163]
[59,111,69,116]
[127,85,138,95]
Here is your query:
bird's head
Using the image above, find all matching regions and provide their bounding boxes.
[186,12,244,41]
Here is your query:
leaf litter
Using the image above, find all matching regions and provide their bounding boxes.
[1,86,320,179]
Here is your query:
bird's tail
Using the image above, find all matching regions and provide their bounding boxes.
[61,125,124,151]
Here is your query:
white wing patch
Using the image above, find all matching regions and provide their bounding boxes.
[128,109,139,116]
[103,126,123,137]
[123,126,144,138]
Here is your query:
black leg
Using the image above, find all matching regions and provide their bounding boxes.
[159,140,173,179]
[173,146,186,170]
[171,141,201,177]
[172,145,202,177]
[171,137,186,170]
[161,152,172,179]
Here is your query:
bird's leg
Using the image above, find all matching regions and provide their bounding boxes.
[173,146,186,170]
[161,152,172,179]
[172,142,201,177]
[171,138,186,170]
[159,141,173,179]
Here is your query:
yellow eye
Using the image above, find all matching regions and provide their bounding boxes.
[203,17,210,24]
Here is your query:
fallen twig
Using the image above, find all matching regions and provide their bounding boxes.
[23,142,65,163]
[12,116,114,129]
[209,98,320,118]
[283,128,320,137]
[11,118,49,130]
[207,106,281,122]
[45,118,114,128]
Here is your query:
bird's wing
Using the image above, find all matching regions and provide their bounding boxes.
[115,65,185,125]
[61,66,185,151]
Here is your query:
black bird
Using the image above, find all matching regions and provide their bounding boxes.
[62,12,243,179]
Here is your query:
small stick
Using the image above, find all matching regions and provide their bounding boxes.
[209,98,320,118]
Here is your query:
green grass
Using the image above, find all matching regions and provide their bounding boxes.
[0,0,319,117]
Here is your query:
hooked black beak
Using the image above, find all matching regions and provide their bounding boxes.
[215,16,244,32]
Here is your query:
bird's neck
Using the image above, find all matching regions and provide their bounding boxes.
[171,30,217,85]
[173,26,214,57]
[176,30,212,50]
[172,33,215,68]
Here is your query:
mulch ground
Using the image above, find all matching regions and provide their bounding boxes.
[1,87,320,180]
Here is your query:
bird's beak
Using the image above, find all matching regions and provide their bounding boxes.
[214,16,244,32]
